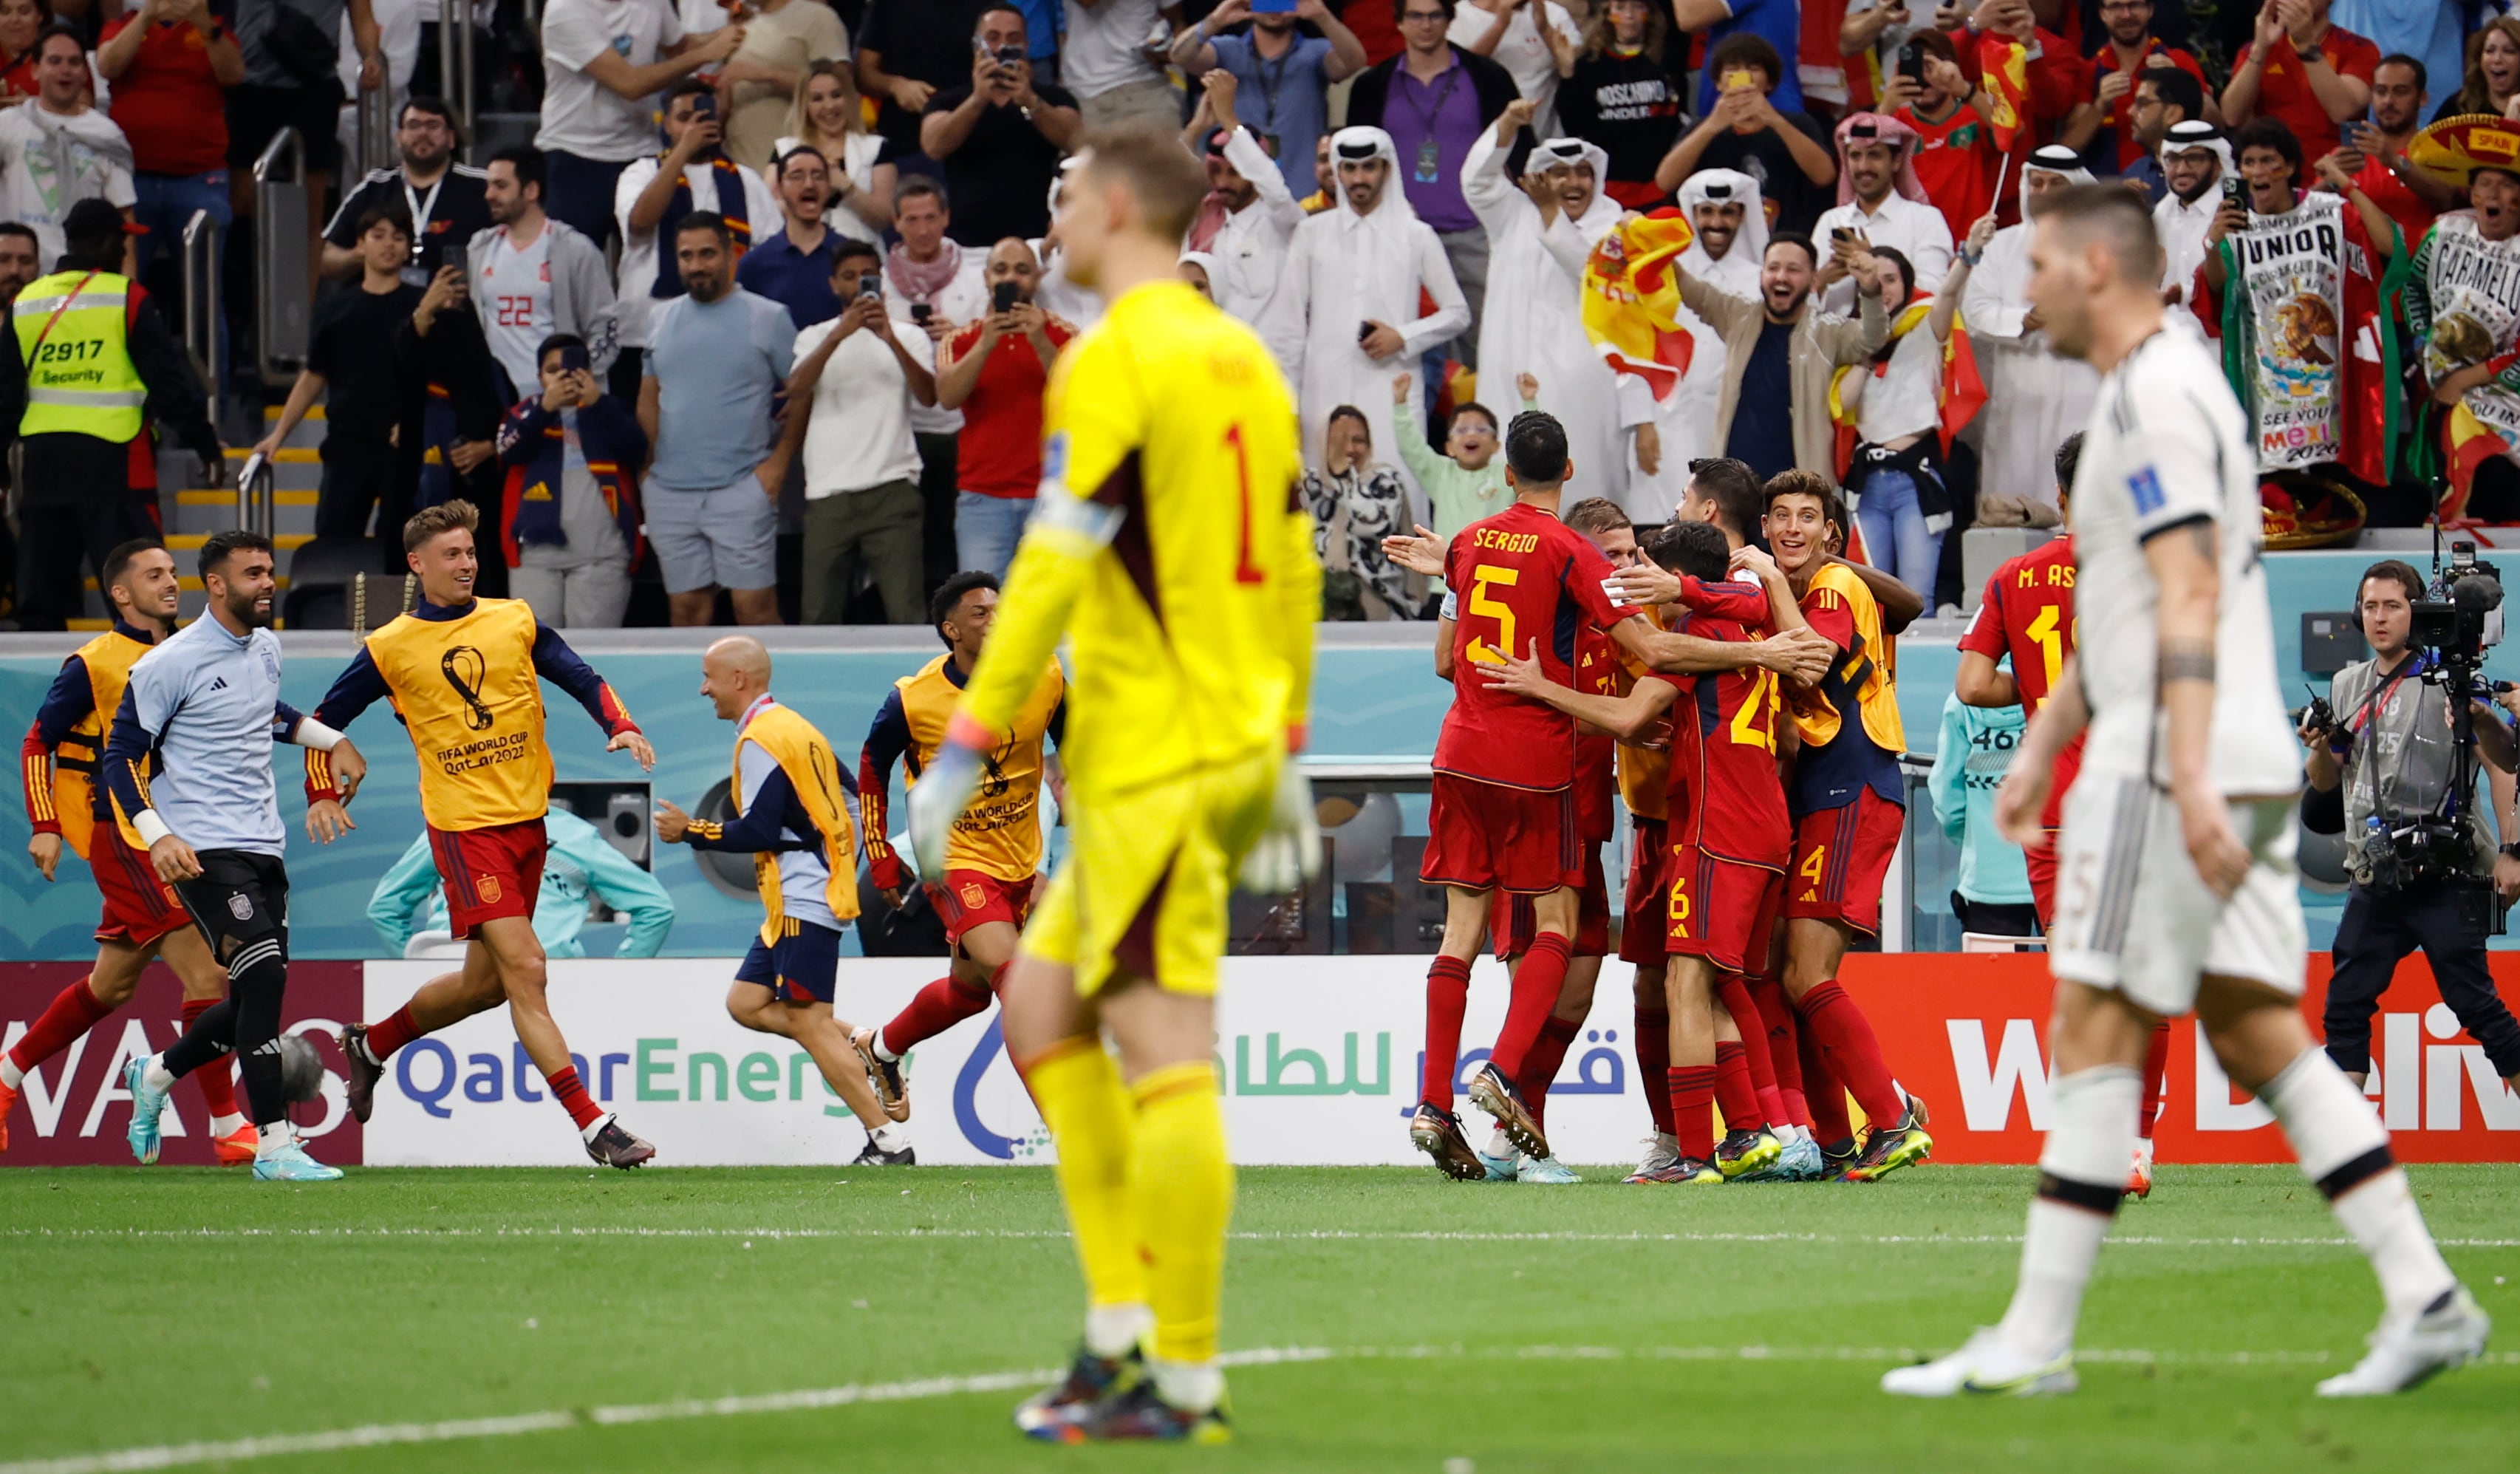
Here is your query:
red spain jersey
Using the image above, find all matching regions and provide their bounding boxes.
[1959,532,2083,828]
[1656,579,1792,870]
[1573,624,1619,842]
[1435,502,1632,791]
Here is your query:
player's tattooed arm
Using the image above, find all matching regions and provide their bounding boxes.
[2159,638,2216,686]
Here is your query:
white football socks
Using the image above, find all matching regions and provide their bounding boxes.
[1996,1065,2139,1363]
[872,1034,902,1064]
[0,1057,22,1090]
[1150,1357,1223,1413]
[1084,1302,1152,1359]
[141,1055,177,1096]
[209,1112,247,1137]
[871,1122,909,1153]
[2261,1046,2458,1321]
[253,1122,297,1161]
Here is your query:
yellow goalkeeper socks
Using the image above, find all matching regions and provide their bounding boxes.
[1131,1060,1235,1371]
[1025,1035,1147,1325]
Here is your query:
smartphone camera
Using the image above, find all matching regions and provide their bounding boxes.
[557,344,590,375]
[1896,41,1925,83]
[691,92,717,123]
[1357,320,1376,344]
[911,303,934,324]
[993,44,1025,66]
[1830,227,1855,243]
[2221,174,2249,211]
[858,276,884,300]
[993,281,1020,314]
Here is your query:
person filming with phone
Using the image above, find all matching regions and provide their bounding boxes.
[615,79,782,396]
[2299,558,2520,1108]
[933,236,1072,581]
[494,333,644,628]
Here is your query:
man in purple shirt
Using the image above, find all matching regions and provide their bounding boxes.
[1344,0,1519,368]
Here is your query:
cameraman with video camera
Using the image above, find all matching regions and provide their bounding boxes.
[2302,559,2520,1097]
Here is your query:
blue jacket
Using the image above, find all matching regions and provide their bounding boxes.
[368,805,675,958]
[495,394,646,570]
[1930,692,2033,908]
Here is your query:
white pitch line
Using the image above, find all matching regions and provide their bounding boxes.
[10,1226,2520,1249]
[4,1342,2511,1474]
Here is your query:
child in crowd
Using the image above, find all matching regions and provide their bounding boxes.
[1390,371,1542,542]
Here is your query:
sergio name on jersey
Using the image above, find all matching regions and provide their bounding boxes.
[1435,502,1635,792]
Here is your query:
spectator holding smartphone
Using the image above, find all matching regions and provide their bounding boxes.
[921,7,1081,250]
[2332,54,2454,247]
[934,237,1073,580]
[495,333,644,628]
[775,239,938,624]
[613,80,780,397]
[535,0,742,248]
[1653,34,1836,236]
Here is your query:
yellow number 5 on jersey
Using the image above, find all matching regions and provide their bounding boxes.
[1466,564,1520,665]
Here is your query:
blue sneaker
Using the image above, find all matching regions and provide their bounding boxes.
[1475,1145,1520,1181]
[1516,1155,1582,1184]
[251,1135,344,1182]
[123,1055,168,1164]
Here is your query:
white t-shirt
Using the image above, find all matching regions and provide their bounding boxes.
[611,154,781,347]
[1844,322,1943,446]
[1447,1,1582,134]
[1061,0,1163,98]
[881,248,988,436]
[537,0,684,163]
[0,106,137,268]
[795,312,932,497]
[2069,327,2296,795]
[476,222,556,397]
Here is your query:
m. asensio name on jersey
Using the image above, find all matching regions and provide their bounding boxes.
[437,729,532,775]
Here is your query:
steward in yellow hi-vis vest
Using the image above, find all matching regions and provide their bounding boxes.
[305,593,642,938]
[0,202,225,632]
[683,695,861,943]
[21,618,160,860]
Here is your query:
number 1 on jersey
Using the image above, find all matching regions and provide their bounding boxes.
[2024,604,2066,707]
[1225,423,1266,585]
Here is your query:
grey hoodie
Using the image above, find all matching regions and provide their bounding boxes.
[465,216,621,376]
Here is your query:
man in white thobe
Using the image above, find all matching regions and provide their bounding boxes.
[1812,112,1954,315]
[1198,123,1305,326]
[2155,119,2233,308]
[1960,145,2100,511]
[1260,126,1472,514]
[1464,103,1630,505]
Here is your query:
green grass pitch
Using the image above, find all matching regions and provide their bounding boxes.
[3,1164,2514,1472]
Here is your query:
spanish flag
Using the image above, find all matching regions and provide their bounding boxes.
[2442,403,2513,523]
[1580,210,1698,404]
[1976,33,2031,153]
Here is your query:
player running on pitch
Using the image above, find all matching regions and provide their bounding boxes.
[311,501,662,1169]
[1884,183,2489,1400]
[853,570,1065,1132]
[106,531,368,1181]
[906,121,1320,1443]
[1958,433,2171,1199]
[9,541,256,1161]
[653,636,907,1163]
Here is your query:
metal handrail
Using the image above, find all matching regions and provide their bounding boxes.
[179,208,221,412]
[354,75,396,176]
[235,450,274,538]
[439,0,475,160]
[252,127,305,382]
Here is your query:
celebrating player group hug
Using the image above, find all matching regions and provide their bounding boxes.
[4,121,2491,1441]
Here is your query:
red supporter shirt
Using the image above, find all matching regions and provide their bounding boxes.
[2088,42,2208,172]
[2232,27,2380,170]
[100,15,234,177]
[1435,502,1632,791]
[1901,100,1999,242]
[947,317,1073,498]
[2352,152,2436,250]
[1655,578,1791,870]
[1574,624,1619,842]
[1956,533,2083,828]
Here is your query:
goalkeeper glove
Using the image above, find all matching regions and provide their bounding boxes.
[1237,744,1322,896]
[907,714,992,878]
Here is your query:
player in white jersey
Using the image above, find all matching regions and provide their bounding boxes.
[1883,185,2489,1402]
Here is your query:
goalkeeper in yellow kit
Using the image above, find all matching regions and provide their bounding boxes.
[906,120,1320,1445]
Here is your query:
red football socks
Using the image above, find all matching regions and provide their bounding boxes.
[1746,977,1811,1128]
[364,1005,423,1062]
[6,976,112,1074]
[881,975,993,1057]
[1795,980,1908,1130]
[544,1065,604,1130]
[2138,1018,2171,1142]
[1421,955,1473,1110]
[1635,1006,1673,1135]
[1799,1021,1853,1144]
[1667,1064,1716,1161]
[181,997,241,1120]
[1519,1015,1582,1132]
[1716,976,1786,1127]
[1712,1040,1760,1134]
[1488,933,1571,1079]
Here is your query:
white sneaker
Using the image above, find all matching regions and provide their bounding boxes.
[2316,1286,2490,1396]
[1880,1328,2077,1398]
[1629,1132,1680,1181]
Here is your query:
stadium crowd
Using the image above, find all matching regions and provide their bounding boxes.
[0,0,2516,630]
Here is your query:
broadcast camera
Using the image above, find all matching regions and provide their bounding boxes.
[2383,539,2507,929]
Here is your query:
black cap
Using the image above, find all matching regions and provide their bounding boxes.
[62,197,134,247]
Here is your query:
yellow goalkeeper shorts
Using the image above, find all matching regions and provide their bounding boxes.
[1020,753,1277,998]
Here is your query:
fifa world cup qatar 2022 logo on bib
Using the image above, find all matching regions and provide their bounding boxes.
[440,645,494,731]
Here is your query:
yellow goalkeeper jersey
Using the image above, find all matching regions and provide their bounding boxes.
[957,278,1319,800]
